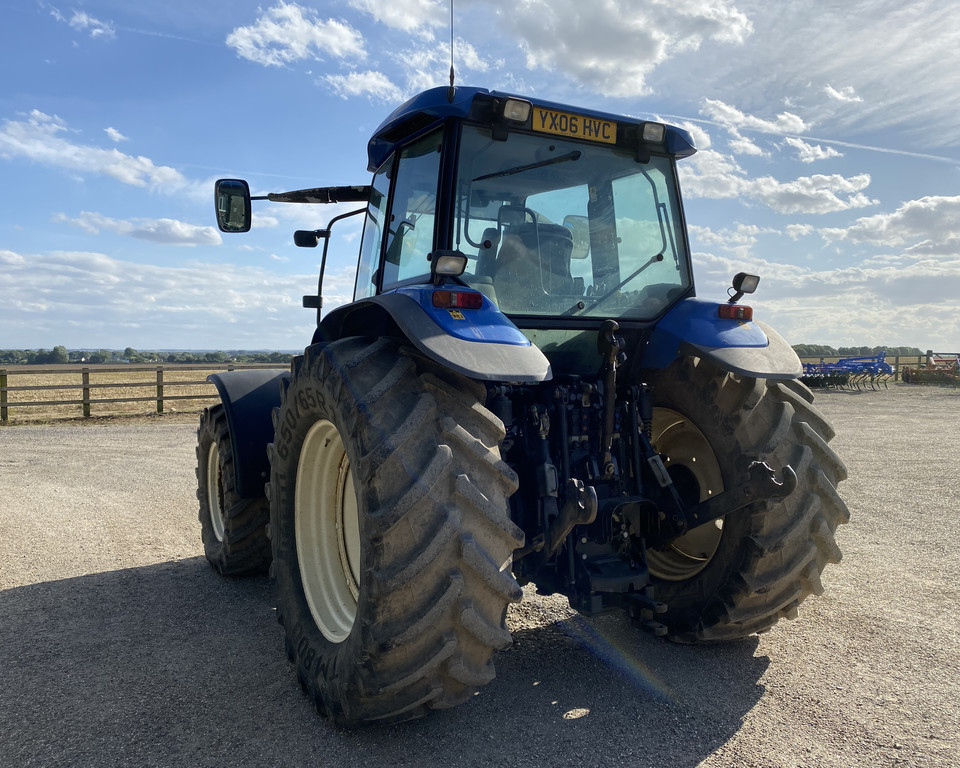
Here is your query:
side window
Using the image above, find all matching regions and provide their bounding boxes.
[354,163,391,299]
[611,169,685,290]
[380,130,443,289]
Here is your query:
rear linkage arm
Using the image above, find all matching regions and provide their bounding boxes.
[644,459,798,548]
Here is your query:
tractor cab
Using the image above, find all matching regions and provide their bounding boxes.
[354,87,698,329]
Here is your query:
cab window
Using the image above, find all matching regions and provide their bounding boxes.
[379,130,443,289]
[355,161,391,299]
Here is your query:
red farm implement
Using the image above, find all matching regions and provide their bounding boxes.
[902,352,960,385]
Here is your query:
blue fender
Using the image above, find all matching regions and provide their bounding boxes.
[315,287,552,383]
[207,368,291,498]
[641,297,801,379]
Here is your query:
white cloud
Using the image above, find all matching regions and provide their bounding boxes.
[664,1,960,144]
[54,212,222,246]
[394,38,492,95]
[784,136,843,163]
[0,248,358,349]
[0,110,188,189]
[493,0,752,98]
[750,173,874,215]
[672,120,712,151]
[689,222,771,259]
[786,223,815,240]
[324,38,494,102]
[324,71,404,103]
[821,196,960,251]
[771,258,960,347]
[727,129,766,157]
[104,127,128,143]
[680,149,876,214]
[348,0,445,34]
[679,149,745,198]
[702,98,808,135]
[690,246,960,348]
[252,212,281,229]
[824,84,862,104]
[226,2,365,67]
[51,8,116,39]
[903,239,960,257]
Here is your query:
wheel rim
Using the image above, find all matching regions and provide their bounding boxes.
[295,419,361,643]
[206,441,226,542]
[646,407,725,581]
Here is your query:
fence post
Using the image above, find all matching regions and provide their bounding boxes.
[82,368,91,418]
[156,367,164,414]
[1,369,7,422]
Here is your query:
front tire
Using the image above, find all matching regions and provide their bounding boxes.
[196,404,272,576]
[643,357,850,642]
[267,338,523,726]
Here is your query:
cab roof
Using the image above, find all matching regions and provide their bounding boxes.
[367,86,697,172]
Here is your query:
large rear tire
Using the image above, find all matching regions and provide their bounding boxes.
[267,338,523,726]
[196,404,272,576]
[643,357,849,642]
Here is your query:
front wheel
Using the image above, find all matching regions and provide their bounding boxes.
[196,404,271,576]
[643,357,850,642]
[267,338,524,726]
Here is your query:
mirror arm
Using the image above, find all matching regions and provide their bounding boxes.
[306,206,367,324]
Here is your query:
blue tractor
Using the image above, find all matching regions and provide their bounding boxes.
[197,86,849,726]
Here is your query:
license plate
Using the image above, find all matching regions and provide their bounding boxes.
[531,107,617,144]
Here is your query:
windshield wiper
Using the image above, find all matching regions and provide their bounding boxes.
[563,253,665,316]
[473,151,581,183]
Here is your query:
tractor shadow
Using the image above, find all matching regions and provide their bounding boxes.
[0,562,767,767]
[429,606,769,766]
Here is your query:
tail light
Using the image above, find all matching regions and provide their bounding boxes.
[718,304,753,321]
[432,290,484,309]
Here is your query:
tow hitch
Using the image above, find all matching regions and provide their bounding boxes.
[650,460,798,545]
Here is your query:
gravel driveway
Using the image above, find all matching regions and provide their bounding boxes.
[1,384,958,768]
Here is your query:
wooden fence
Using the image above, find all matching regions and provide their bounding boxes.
[0,363,285,423]
[2,351,956,422]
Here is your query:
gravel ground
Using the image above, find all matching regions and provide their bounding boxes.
[1,383,958,768]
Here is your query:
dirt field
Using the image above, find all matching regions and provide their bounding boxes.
[1,383,958,767]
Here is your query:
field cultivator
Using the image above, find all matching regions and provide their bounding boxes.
[902,354,960,385]
[801,352,895,391]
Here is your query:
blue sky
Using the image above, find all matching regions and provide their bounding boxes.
[2,0,959,352]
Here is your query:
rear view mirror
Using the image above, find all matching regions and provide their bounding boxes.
[562,215,591,259]
[215,179,251,232]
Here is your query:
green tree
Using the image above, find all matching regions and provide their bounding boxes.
[792,344,838,358]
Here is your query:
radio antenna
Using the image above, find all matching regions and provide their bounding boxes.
[447,0,456,101]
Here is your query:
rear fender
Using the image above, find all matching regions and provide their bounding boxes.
[641,297,801,379]
[207,369,291,498]
[314,288,552,383]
